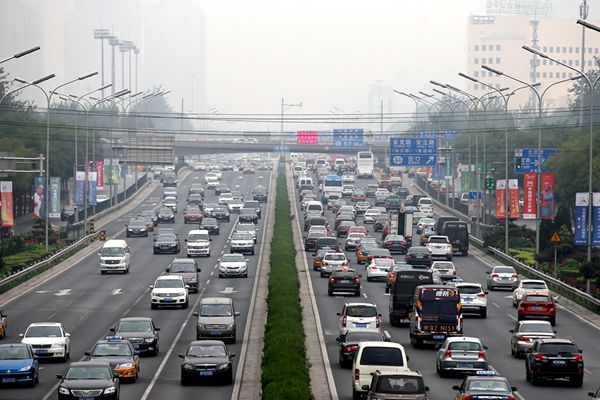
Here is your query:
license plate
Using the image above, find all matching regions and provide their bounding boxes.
[210,331,221,336]
[163,298,173,302]
[531,306,542,310]
[79,398,94,400]
[198,370,214,376]
[35,349,48,354]
[340,280,350,283]
[1,377,16,383]
[355,323,367,328]
[552,360,567,366]
[457,363,473,369]
[463,297,473,302]
[432,334,445,340]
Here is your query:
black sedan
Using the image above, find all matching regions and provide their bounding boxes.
[382,234,409,254]
[199,217,220,235]
[157,207,175,223]
[405,246,432,267]
[179,340,235,385]
[57,361,119,400]
[238,208,258,224]
[336,328,386,368]
[253,186,268,202]
[243,200,262,218]
[215,183,230,195]
[153,233,181,254]
[328,268,362,296]
[212,206,230,222]
[452,374,517,400]
[110,317,160,356]
[187,194,204,207]
[126,219,149,237]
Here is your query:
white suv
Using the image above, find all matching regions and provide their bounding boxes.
[454,282,488,318]
[512,279,549,307]
[20,322,71,361]
[426,235,453,260]
[352,342,409,399]
[337,302,380,334]
[185,229,211,257]
[150,275,189,309]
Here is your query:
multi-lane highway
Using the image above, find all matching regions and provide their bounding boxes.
[289,170,600,400]
[0,161,273,400]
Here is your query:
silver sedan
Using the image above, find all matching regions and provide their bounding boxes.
[509,320,555,358]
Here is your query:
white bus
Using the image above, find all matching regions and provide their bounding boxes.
[356,151,374,178]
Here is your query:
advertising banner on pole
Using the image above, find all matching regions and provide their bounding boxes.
[88,172,97,206]
[33,176,45,218]
[495,180,506,219]
[522,173,536,219]
[593,193,600,246]
[296,131,318,144]
[574,192,590,246]
[0,181,14,227]
[49,177,61,219]
[75,171,85,206]
[509,179,520,219]
[540,172,555,220]
[95,160,104,190]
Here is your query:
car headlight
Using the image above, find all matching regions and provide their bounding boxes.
[58,387,70,395]
[182,363,195,371]
[127,228,132,232]
[51,342,64,348]
[19,365,32,372]
[228,323,235,329]
[104,386,116,394]
[117,363,133,369]
[216,363,230,371]
[140,228,146,232]
[144,338,155,343]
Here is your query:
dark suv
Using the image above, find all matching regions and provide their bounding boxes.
[328,268,361,296]
[525,338,584,387]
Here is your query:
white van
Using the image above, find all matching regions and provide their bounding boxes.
[292,165,306,178]
[99,239,131,274]
[186,229,211,257]
[305,201,324,216]
[298,176,314,191]
[290,153,299,163]
[334,158,346,169]
[417,197,433,208]
[352,342,410,398]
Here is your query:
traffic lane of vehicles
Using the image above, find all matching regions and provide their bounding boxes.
[0,169,262,399]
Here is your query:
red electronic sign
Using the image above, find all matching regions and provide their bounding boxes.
[297,131,318,144]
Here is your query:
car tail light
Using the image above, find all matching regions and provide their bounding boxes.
[507,396,516,400]
[517,336,530,342]
[478,350,485,359]
[400,241,407,245]
[323,262,329,266]
[572,354,583,361]
[342,315,347,328]
[354,368,360,381]
[329,277,337,283]
[342,261,349,266]
[511,274,519,278]
[534,353,547,361]
[368,266,376,270]
[463,396,473,400]
[353,277,360,283]
[384,241,392,246]
[344,345,358,352]
[376,315,381,327]
[443,349,452,358]
[477,293,486,298]
[491,273,499,279]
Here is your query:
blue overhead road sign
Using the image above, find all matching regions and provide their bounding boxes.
[333,129,364,147]
[389,137,437,166]
[514,148,557,174]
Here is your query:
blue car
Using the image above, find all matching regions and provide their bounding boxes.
[0,343,39,386]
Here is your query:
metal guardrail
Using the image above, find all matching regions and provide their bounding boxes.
[411,177,600,312]
[0,176,154,290]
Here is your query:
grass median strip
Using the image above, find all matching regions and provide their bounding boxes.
[261,174,311,399]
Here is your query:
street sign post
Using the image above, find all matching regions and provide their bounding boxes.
[550,231,561,275]
[389,138,437,167]
[333,129,364,147]
[514,148,557,174]
[468,189,483,218]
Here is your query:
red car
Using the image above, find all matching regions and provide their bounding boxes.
[183,206,203,224]
[518,293,557,326]
[378,180,392,191]
[347,226,368,237]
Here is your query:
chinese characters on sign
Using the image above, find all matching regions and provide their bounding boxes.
[389,138,437,166]
[333,129,364,147]
[296,131,318,144]
[514,148,557,174]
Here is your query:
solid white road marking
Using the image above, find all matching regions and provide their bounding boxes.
[54,289,72,296]
[111,288,123,295]
[35,290,50,294]
[219,287,237,295]
[362,293,368,298]
[507,313,517,321]
[492,302,500,309]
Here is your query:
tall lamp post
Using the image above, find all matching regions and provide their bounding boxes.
[15,72,98,250]
[482,64,580,261]
[280,98,302,158]
[93,29,111,98]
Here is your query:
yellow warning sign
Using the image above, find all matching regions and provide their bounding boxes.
[550,232,561,243]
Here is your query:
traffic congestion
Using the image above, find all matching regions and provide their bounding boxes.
[0,155,273,400]
[289,152,598,400]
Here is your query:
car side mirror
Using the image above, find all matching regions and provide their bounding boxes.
[511,387,518,392]
[335,336,343,342]
[197,268,201,272]
[452,385,460,391]
[184,238,187,242]
[485,271,490,274]
[312,253,316,256]
[336,312,341,316]
[361,385,370,391]
[483,345,488,350]
[149,285,154,289]
[84,351,91,356]
[484,291,489,295]
[155,327,160,331]
[193,312,198,317]
[588,392,595,398]
[185,285,190,289]
[98,252,102,256]
[230,353,236,358]
[509,329,514,333]
[425,386,430,392]
[56,374,64,379]
[166,268,170,272]
[217,258,221,262]
[65,333,70,337]
[19,333,23,337]
[246,259,250,262]
[235,312,240,316]
[579,348,583,354]
[209,238,212,241]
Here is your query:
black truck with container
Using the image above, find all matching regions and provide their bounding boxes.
[388,269,433,326]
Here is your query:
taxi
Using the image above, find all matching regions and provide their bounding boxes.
[0,307,6,338]
[85,336,140,381]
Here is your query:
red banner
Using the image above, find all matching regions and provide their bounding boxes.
[297,131,318,144]
[522,173,536,219]
[0,181,14,228]
[495,180,506,219]
[540,172,555,220]
[96,160,104,190]
[509,179,520,219]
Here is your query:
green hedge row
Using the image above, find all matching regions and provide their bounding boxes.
[261,175,311,399]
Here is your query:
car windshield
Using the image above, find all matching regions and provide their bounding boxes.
[332,270,357,278]
[523,295,550,302]
[428,237,448,244]
[539,343,579,354]
[202,218,217,225]
[467,379,510,392]
[519,323,553,334]
[169,262,196,273]
[236,225,254,233]
[187,344,227,358]
[409,247,428,254]
[25,326,62,338]
[494,267,516,274]
[157,235,177,242]
[186,207,201,213]
[346,306,377,318]
[159,207,173,214]
[214,206,227,212]
[129,220,146,228]
[433,263,453,270]
[359,347,404,366]
[240,209,255,215]
[101,247,125,257]
[65,366,112,380]
[448,341,481,351]
[200,304,232,317]
[154,279,183,289]
[458,285,482,295]
[245,201,259,208]
[93,343,132,357]
[188,233,209,242]
[375,376,424,394]
[232,233,253,241]
[522,282,547,289]
[345,331,383,342]
[116,320,152,332]
[325,254,346,261]
[221,254,245,263]
[373,258,394,266]
[0,347,30,359]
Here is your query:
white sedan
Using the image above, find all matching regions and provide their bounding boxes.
[417,217,436,234]
[366,258,394,281]
[363,209,381,224]
[21,322,71,361]
[418,204,434,217]
[512,279,549,307]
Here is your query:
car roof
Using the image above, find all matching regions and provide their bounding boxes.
[535,338,575,344]
[200,297,233,304]
[68,361,111,368]
[444,336,482,344]
[118,317,152,322]
[155,275,183,281]
[27,322,63,327]
[521,279,546,284]
[189,340,226,346]
[344,302,376,307]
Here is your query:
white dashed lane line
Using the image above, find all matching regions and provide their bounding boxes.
[507,313,517,321]
[492,302,500,309]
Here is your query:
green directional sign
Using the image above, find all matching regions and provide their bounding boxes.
[485,178,495,191]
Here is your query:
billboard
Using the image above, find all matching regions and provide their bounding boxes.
[75,171,85,206]
[296,131,318,144]
[88,172,97,206]
[495,179,506,219]
[539,172,555,220]
[593,193,600,246]
[0,181,14,227]
[104,159,120,185]
[96,160,104,190]
[522,173,536,219]
[509,179,520,219]
[49,177,61,219]
[574,193,589,246]
[33,176,45,218]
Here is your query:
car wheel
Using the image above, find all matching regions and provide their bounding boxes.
[101,271,106,275]
[480,308,487,318]
[355,290,361,297]
[224,369,233,385]
[181,373,192,386]
[153,343,159,356]
[571,375,583,387]
[487,285,494,291]
[366,277,372,282]
[530,372,540,386]
[219,273,224,278]
[183,300,189,309]
[320,271,325,278]
[151,304,157,310]
[328,290,333,296]
[550,317,556,326]
[352,389,361,400]
[251,250,255,255]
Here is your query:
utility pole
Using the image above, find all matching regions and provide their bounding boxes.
[108,36,119,95]
[580,0,589,127]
